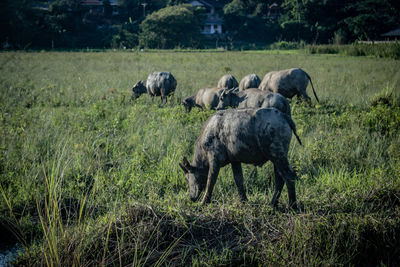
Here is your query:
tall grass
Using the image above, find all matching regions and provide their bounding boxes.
[0,51,399,265]
[306,42,400,60]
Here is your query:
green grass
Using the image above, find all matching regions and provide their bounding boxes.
[0,50,400,266]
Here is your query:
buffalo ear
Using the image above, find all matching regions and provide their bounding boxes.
[220,89,226,97]
[227,88,236,94]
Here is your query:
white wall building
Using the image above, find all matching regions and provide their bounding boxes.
[190,0,224,35]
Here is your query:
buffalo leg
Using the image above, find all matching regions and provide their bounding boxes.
[271,164,285,207]
[274,159,297,209]
[202,162,220,204]
[231,162,248,201]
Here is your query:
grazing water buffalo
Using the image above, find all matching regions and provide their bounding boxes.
[182,87,223,112]
[179,108,301,207]
[217,74,239,89]
[131,72,177,103]
[239,74,261,91]
[216,88,291,117]
[259,68,319,104]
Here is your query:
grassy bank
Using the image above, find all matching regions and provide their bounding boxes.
[0,51,399,265]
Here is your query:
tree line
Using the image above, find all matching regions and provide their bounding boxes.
[1,0,399,49]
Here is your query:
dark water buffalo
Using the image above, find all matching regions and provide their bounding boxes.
[217,74,239,89]
[259,68,319,104]
[182,87,223,112]
[179,108,301,207]
[239,74,261,91]
[132,72,177,103]
[216,88,291,117]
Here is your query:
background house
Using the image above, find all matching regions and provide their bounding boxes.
[190,0,224,35]
[381,26,400,40]
[267,2,280,20]
[81,0,119,16]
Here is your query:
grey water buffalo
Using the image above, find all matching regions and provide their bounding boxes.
[259,68,319,104]
[179,107,301,207]
[239,74,261,91]
[182,87,223,112]
[216,88,291,117]
[217,74,239,89]
[131,72,177,103]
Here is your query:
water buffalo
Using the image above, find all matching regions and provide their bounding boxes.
[259,68,319,104]
[216,88,291,117]
[239,74,261,91]
[179,108,301,207]
[217,74,239,89]
[132,72,177,103]
[182,87,223,112]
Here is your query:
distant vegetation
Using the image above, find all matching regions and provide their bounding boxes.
[1,0,400,49]
[0,51,399,265]
[306,43,400,60]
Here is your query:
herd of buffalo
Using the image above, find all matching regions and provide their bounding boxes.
[131,68,319,208]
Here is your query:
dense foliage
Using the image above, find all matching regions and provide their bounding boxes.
[139,4,203,49]
[0,0,399,49]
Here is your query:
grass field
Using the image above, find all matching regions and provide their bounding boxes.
[1,50,400,266]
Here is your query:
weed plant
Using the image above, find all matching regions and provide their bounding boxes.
[0,51,399,266]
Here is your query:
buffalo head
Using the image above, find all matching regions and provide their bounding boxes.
[182,97,194,113]
[179,157,206,201]
[216,88,237,110]
[131,80,147,99]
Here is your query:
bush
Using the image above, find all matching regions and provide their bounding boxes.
[270,41,305,50]
[362,90,400,136]
[306,45,340,54]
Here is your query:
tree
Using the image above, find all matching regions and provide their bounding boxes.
[0,0,44,48]
[103,0,112,18]
[43,0,84,47]
[139,4,202,48]
[223,0,279,43]
[343,0,400,41]
[279,0,400,43]
[118,0,167,21]
[45,1,83,34]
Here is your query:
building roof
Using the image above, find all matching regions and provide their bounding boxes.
[269,2,279,9]
[381,26,400,37]
[81,0,118,6]
[189,0,223,9]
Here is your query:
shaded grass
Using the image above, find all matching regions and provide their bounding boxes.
[0,51,399,265]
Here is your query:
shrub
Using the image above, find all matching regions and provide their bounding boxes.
[270,41,304,50]
[306,45,340,54]
[362,90,400,136]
